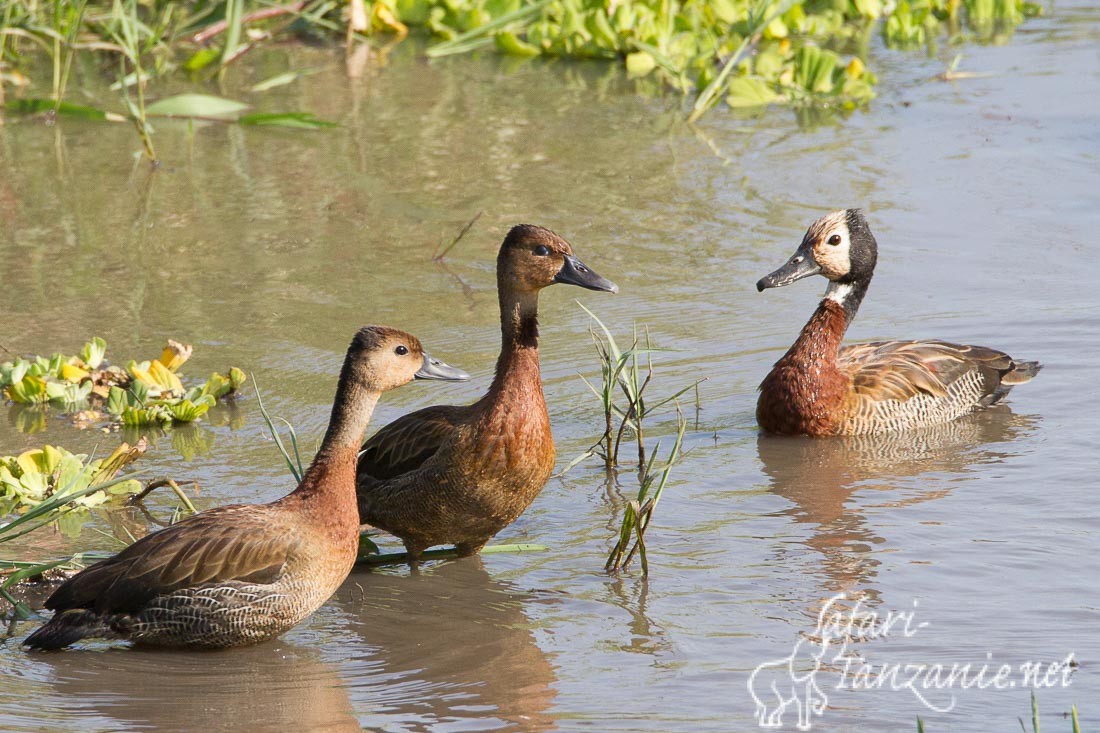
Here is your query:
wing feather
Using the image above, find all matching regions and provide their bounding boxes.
[357,405,466,482]
[45,505,295,614]
[840,340,1000,402]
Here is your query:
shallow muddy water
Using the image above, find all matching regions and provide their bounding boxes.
[1,4,1098,731]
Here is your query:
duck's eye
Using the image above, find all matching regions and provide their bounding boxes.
[533,245,551,256]
[827,234,842,246]
[395,345,409,356]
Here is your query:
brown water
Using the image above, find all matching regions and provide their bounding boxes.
[1,6,1098,730]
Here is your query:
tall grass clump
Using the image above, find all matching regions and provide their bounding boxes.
[572,305,696,575]
[575,302,701,469]
[605,410,686,575]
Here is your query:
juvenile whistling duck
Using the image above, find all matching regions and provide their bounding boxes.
[356,224,618,560]
[25,327,467,650]
[755,209,1040,436]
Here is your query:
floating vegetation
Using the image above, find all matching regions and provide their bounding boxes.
[0,337,245,432]
[0,0,338,161]
[0,0,1040,136]
[0,441,145,515]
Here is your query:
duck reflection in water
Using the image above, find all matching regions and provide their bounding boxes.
[33,642,359,732]
[333,558,558,732]
[757,406,1038,603]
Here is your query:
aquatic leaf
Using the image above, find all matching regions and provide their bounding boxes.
[91,440,147,483]
[122,405,169,427]
[60,362,89,382]
[625,51,657,76]
[106,385,130,415]
[159,340,193,372]
[183,47,220,72]
[200,372,231,399]
[129,379,150,406]
[166,395,215,422]
[104,478,143,497]
[9,360,28,386]
[145,94,250,119]
[47,380,92,406]
[17,446,63,477]
[3,98,112,120]
[8,375,48,404]
[130,359,184,397]
[228,367,246,391]
[727,76,781,107]
[249,67,324,93]
[237,112,338,129]
[494,30,541,56]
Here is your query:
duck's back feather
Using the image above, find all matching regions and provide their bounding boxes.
[43,505,294,615]
[838,339,1040,433]
[357,405,467,483]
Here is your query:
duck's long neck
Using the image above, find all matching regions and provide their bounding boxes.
[486,286,543,403]
[293,371,380,500]
[781,276,870,368]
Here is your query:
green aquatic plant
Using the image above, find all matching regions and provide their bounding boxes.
[0,337,246,432]
[574,303,702,469]
[0,0,1038,126]
[606,409,687,576]
[0,441,145,518]
[883,0,1041,46]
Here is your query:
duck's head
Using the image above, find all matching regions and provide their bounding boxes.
[346,326,469,392]
[757,209,878,293]
[498,224,618,295]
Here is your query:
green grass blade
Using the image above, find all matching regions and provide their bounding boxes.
[355,542,547,565]
[251,375,302,483]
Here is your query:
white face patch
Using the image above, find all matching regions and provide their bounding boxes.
[807,211,852,280]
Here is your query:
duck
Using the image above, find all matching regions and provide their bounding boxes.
[24,326,467,650]
[755,209,1040,436]
[356,224,618,560]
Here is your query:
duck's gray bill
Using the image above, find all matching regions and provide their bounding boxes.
[415,354,469,381]
[555,255,619,294]
[757,246,821,292]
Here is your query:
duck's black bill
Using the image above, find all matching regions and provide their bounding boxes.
[757,247,821,292]
[416,354,469,381]
[555,255,618,293]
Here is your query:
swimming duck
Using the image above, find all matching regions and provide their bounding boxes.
[357,224,617,560]
[25,327,467,650]
[755,209,1040,436]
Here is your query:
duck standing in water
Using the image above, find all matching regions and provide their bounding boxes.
[755,209,1039,436]
[357,224,618,560]
[25,327,467,650]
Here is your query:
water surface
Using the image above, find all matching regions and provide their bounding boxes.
[1,7,1098,731]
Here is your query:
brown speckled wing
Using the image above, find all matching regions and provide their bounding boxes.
[357,405,466,482]
[841,340,998,401]
[45,505,294,615]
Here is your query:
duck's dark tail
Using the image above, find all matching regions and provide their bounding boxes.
[24,609,110,651]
